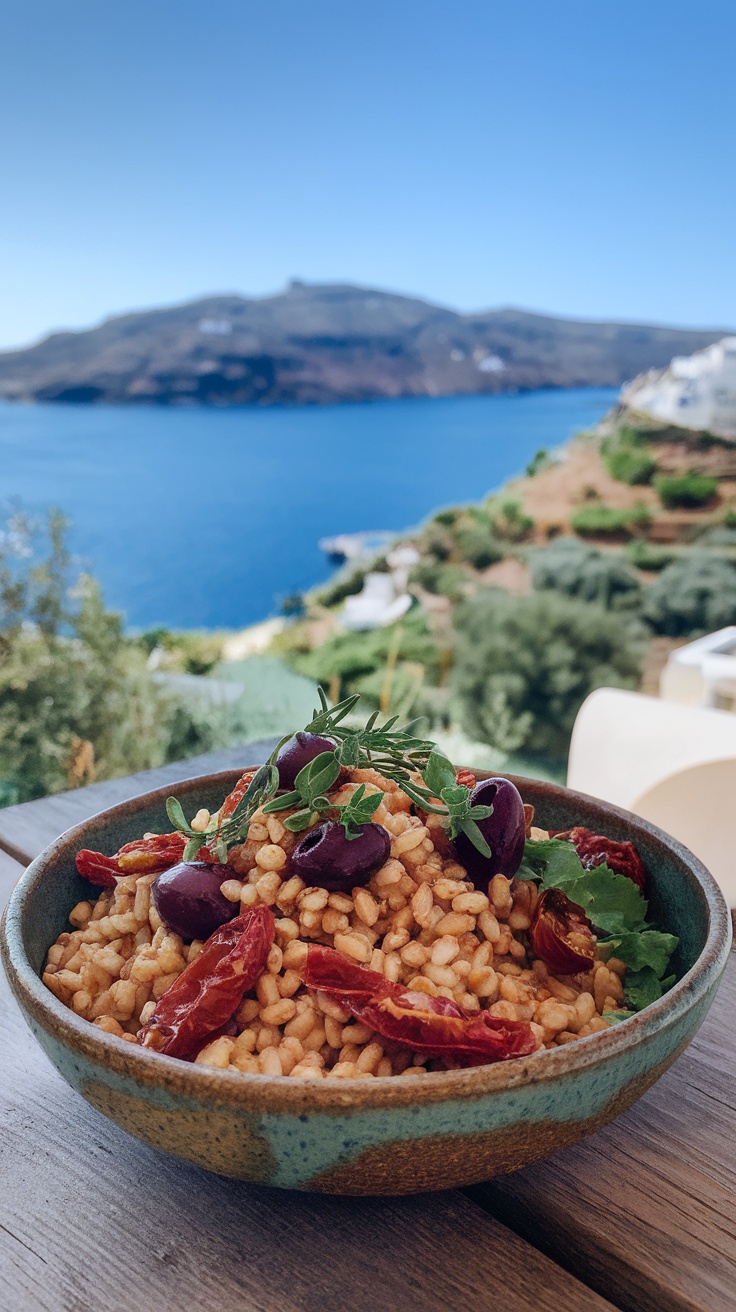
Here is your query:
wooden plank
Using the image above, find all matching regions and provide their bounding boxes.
[0,877,614,1312]
[0,849,24,903]
[470,950,736,1312]
[0,740,278,865]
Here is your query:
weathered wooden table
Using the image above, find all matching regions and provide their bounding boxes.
[1,746,734,1312]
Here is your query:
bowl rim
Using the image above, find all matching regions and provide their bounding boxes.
[2,768,732,1112]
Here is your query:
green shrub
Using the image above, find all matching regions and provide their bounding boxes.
[490,498,535,542]
[602,429,657,486]
[451,590,644,760]
[625,540,677,571]
[525,449,551,478]
[654,472,718,509]
[531,538,641,610]
[571,501,651,539]
[410,561,468,601]
[642,552,736,636]
[289,610,440,701]
[280,591,306,618]
[432,507,461,527]
[453,524,504,570]
[419,522,454,561]
[605,445,657,486]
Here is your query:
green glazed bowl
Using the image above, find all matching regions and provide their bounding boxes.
[1,771,731,1195]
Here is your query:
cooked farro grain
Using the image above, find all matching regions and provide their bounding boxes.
[46,740,670,1078]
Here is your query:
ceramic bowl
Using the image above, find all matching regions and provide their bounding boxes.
[1,771,731,1195]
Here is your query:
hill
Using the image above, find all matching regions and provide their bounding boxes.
[0,281,729,406]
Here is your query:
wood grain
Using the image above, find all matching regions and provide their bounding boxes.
[0,741,278,865]
[471,953,736,1312]
[0,836,613,1312]
[0,848,24,899]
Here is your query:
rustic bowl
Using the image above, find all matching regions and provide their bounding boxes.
[1,771,731,1195]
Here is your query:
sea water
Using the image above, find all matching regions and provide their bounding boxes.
[0,389,616,630]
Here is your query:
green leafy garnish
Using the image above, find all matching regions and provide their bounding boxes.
[624,968,676,1011]
[337,783,383,838]
[436,783,493,857]
[521,838,647,934]
[603,930,679,976]
[263,751,342,833]
[520,836,679,1013]
[519,837,587,887]
[422,746,456,796]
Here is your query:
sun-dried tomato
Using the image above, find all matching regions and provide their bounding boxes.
[138,905,275,1060]
[75,832,188,887]
[530,887,597,974]
[455,768,476,789]
[554,826,647,892]
[219,771,256,823]
[303,945,538,1066]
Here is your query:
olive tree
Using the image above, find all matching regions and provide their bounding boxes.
[451,589,645,760]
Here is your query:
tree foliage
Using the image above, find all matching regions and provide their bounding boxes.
[0,508,213,803]
[531,537,642,610]
[642,551,736,636]
[451,590,645,760]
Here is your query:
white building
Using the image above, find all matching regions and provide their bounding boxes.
[660,627,736,710]
[621,336,736,438]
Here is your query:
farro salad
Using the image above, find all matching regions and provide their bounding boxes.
[43,693,679,1079]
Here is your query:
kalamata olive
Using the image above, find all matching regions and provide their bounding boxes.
[291,820,390,892]
[275,732,335,791]
[453,777,526,885]
[152,861,239,941]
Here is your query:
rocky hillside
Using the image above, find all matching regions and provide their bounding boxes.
[0,281,728,406]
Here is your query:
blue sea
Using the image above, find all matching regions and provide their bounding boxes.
[0,389,617,630]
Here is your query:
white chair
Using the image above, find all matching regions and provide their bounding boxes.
[567,688,736,907]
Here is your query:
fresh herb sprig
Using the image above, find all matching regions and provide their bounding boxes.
[305,691,475,818]
[262,751,341,833]
[422,748,493,856]
[166,688,492,862]
[166,747,285,862]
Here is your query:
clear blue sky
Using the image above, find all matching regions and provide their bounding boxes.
[1,0,734,349]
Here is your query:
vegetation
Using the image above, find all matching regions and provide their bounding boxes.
[288,610,441,708]
[419,521,454,561]
[642,552,736,636]
[654,471,718,510]
[525,448,552,478]
[602,428,657,486]
[0,509,221,803]
[139,627,226,675]
[570,501,651,539]
[410,561,468,601]
[453,523,504,569]
[311,558,386,609]
[531,537,642,610]
[451,590,645,760]
[625,540,678,571]
[489,497,535,543]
